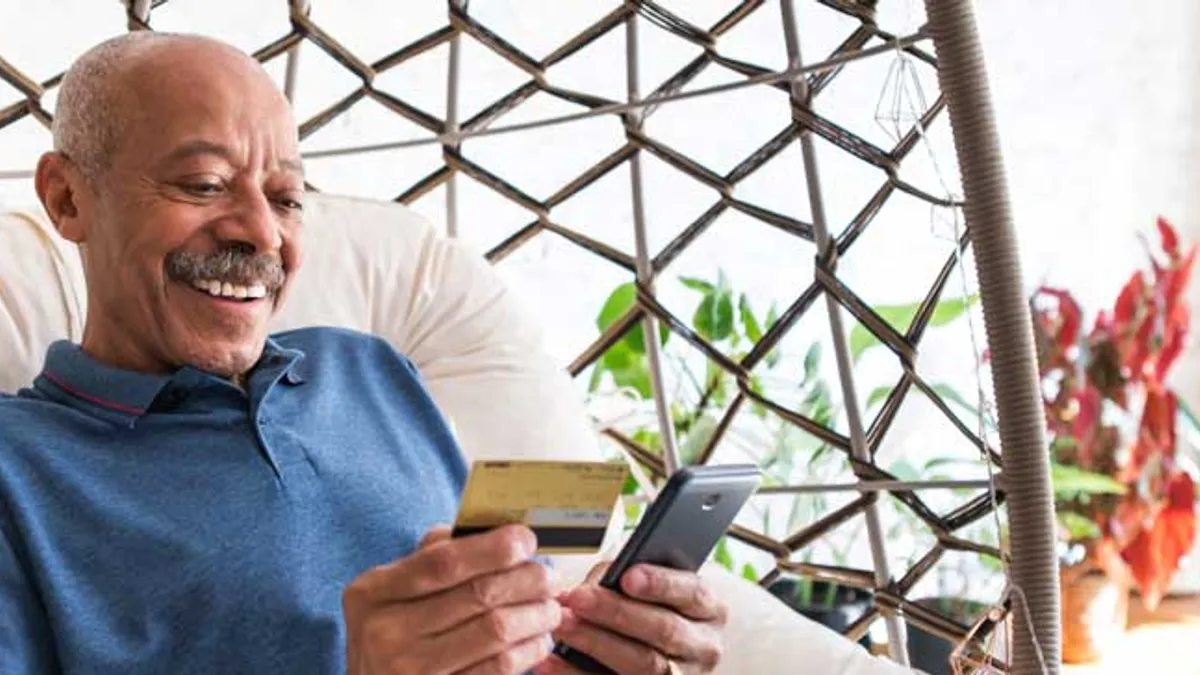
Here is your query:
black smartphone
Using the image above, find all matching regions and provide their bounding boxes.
[551,464,762,673]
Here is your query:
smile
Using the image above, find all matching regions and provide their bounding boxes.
[187,279,269,301]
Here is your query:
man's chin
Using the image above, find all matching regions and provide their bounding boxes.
[176,337,267,378]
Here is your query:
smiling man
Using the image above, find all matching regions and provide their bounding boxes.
[0,32,728,675]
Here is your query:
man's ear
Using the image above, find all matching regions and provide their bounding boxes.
[34,151,91,243]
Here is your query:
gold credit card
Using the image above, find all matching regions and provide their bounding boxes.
[451,460,629,554]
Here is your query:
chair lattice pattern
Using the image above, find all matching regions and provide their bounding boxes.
[0,1,1017,670]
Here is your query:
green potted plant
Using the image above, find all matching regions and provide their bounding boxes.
[587,270,980,655]
[1031,217,1198,663]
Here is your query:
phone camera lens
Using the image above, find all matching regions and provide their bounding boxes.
[701,494,721,511]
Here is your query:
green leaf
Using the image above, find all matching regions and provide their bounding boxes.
[865,385,892,411]
[680,414,719,466]
[624,501,645,530]
[1051,463,1128,499]
[620,471,640,496]
[694,291,735,342]
[923,456,982,472]
[802,342,821,385]
[601,340,637,371]
[680,276,715,294]
[765,305,782,367]
[612,367,652,399]
[705,360,729,408]
[1058,511,1102,541]
[714,537,734,571]
[979,554,1005,573]
[807,443,832,469]
[889,458,920,482]
[795,577,813,607]
[596,282,667,354]
[786,494,809,533]
[632,428,661,453]
[928,384,995,430]
[602,343,653,398]
[801,379,830,411]
[741,563,759,583]
[597,283,636,332]
[850,295,978,361]
[739,294,763,343]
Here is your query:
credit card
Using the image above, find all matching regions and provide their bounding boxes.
[451,460,629,554]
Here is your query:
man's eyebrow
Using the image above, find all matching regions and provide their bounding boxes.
[159,140,237,167]
[159,140,305,179]
[278,158,305,180]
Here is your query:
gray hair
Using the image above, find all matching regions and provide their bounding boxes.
[52,32,177,180]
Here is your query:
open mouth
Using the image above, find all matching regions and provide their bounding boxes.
[185,279,270,303]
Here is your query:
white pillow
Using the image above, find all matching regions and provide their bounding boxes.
[0,209,87,394]
[0,196,918,674]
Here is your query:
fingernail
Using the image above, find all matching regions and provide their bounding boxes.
[624,566,648,594]
[511,526,536,557]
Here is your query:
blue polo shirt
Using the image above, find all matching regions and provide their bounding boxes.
[0,327,468,674]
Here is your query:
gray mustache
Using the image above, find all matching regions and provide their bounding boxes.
[166,247,286,291]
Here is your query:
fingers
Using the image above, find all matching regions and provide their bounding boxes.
[430,600,562,673]
[618,565,727,624]
[410,561,557,636]
[560,586,722,666]
[454,635,555,675]
[538,608,673,675]
[583,561,610,586]
[420,525,453,548]
[354,525,537,602]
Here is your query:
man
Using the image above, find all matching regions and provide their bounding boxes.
[0,32,727,674]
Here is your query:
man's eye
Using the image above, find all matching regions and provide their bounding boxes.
[274,197,304,212]
[184,182,223,196]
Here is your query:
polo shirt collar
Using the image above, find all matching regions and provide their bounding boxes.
[36,338,305,426]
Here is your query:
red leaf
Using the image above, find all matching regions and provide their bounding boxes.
[1113,271,1145,329]
[1072,387,1102,465]
[1122,471,1197,610]
[1162,245,1197,321]
[1157,217,1180,259]
[1128,389,1177,476]
[1156,320,1186,382]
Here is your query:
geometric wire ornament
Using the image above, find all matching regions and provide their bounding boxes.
[0,1,1061,672]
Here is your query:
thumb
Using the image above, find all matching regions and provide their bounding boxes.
[420,524,453,549]
[584,560,612,586]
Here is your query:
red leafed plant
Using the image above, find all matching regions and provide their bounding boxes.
[1034,217,1198,610]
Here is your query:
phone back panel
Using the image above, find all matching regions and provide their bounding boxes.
[604,465,760,586]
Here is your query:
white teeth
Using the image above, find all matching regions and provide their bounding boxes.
[189,279,268,300]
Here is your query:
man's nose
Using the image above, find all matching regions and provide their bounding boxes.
[211,188,283,253]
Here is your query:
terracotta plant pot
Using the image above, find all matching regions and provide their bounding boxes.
[1060,567,1129,663]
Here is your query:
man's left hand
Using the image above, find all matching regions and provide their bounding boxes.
[534,562,727,674]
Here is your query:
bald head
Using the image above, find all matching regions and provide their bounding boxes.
[52,32,280,181]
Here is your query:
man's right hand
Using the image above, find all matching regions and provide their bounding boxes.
[343,524,561,675]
